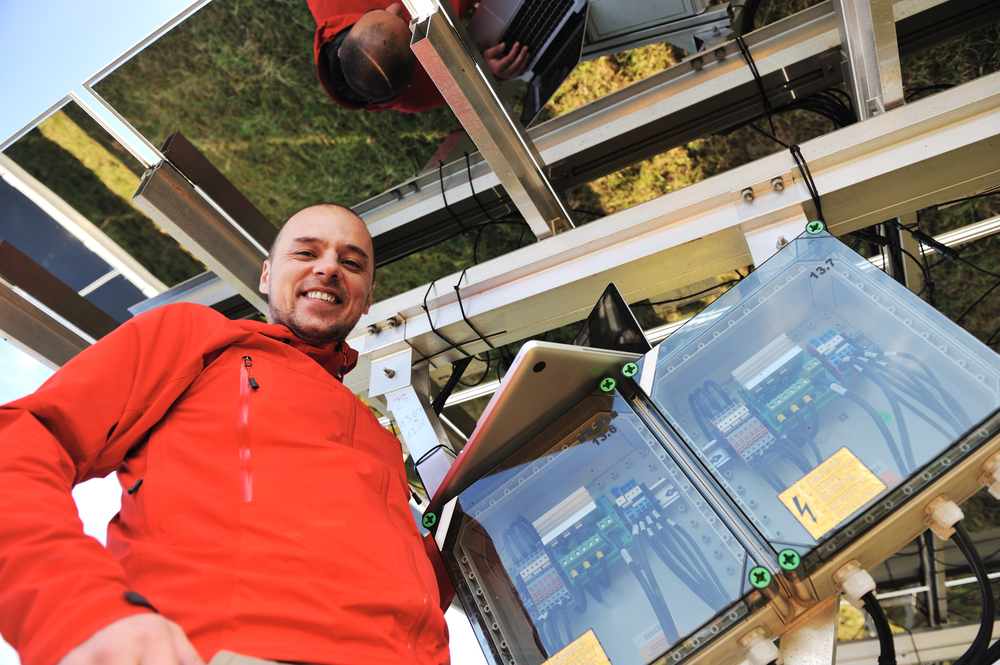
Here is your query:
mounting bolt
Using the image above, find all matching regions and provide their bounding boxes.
[741,188,755,204]
[714,47,726,60]
[367,324,379,335]
[749,566,772,589]
[691,56,704,70]
[776,236,789,250]
[386,317,399,329]
[778,548,801,571]
[771,176,784,192]
[383,367,395,378]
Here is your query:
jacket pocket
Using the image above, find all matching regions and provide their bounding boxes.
[237,355,259,503]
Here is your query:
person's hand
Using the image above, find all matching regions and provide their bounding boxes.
[58,614,205,665]
[483,42,530,81]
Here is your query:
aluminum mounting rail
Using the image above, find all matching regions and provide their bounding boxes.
[345,71,1000,394]
[357,0,973,266]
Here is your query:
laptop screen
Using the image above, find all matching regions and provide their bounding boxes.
[573,282,652,354]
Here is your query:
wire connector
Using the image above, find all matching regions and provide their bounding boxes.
[979,452,1000,501]
[832,560,876,610]
[738,627,781,665]
[924,495,964,540]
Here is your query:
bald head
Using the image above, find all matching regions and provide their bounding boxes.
[261,204,376,343]
[340,4,415,102]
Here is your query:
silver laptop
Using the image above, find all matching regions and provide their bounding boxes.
[428,341,642,513]
[467,0,587,79]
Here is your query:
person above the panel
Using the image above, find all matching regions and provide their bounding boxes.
[0,204,454,665]
[309,0,529,113]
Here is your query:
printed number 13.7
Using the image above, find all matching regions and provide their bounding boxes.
[810,258,835,279]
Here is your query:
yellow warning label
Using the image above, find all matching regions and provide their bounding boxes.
[778,447,886,540]
[543,629,612,665]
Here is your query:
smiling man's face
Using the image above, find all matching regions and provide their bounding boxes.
[259,205,375,344]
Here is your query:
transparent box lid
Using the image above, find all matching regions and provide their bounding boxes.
[444,391,757,665]
[642,230,1000,559]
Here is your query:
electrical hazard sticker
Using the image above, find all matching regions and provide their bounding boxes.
[543,629,612,665]
[778,447,886,540]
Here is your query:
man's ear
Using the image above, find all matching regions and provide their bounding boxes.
[259,261,270,295]
[363,280,375,315]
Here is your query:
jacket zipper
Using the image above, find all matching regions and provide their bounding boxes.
[238,355,259,503]
[381,466,434,664]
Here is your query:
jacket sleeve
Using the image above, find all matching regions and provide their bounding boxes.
[0,304,231,665]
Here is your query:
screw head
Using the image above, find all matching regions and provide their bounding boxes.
[600,377,616,392]
[383,367,395,378]
[771,177,785,192]
[741,188,755,204]
[386,317,399,329]
[806,220,826,234]
[422,512,437,528]
[691,57,704,70]
[367,324,379,335]
[622,362,638,378]
[778,549,801,571]
[749,566,772,589]
[714,47,726,60]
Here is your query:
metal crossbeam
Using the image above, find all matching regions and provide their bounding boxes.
[358,0,974,266]
[346,72,1000,394]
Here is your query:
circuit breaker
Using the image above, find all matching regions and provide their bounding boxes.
[428,229,1000,665]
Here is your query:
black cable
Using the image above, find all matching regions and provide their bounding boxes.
[735,36,778,138]
[438,160,468,231]
[878,363,963,437]
[852,361,914,472]
[862,591,897,665]
[955,279,1000,327]
[790,144,824,223]
[959,256,1000,280]
[704,380,733,407]
[609,532,681,643]
[638,278,741,307]
[786,431,822,466]
[421,278,472,359]
[431,355,474,415]
[833,384,907,475]
[454,268,496,351]
[952,522,994,665]
[904,84,954,102]
[888,352,972,429]
[572,208,606,218]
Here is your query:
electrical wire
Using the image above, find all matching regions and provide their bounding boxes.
[638,278,742,307]
[951,523,994,665]
[790,144,825,223]
[850,360,915,472]
[735,36,778,139]
[862,591,897,665]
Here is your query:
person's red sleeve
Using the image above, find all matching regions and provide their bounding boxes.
[0,305,228,665]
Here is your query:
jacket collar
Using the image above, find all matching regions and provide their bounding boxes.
[237,319,359,382]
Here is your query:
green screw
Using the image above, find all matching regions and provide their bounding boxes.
[778,549,801,571]
[622,362,638,378]
[422,512,437,528]
[600,377,616,392]
[749,566,772,589]
[806,220,826,235]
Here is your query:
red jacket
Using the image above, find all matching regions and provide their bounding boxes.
[308,0,470,114]
[0,303,451,665]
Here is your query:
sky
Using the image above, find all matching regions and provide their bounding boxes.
[0,0,486,661]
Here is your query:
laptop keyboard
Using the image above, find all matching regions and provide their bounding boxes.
[501,0,574,55]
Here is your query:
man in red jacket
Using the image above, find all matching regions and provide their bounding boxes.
[309,0,529,113]
[0,204,453,665]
